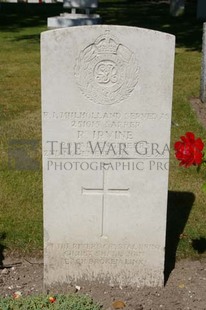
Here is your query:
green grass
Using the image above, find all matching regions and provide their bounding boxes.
[0,3,44,255]
[0,1,206,259]
[0,294,101,310]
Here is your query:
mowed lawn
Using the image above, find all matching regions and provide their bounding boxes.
[0,1,206,258]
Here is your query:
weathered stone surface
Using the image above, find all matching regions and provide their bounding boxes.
[41,25,175,287]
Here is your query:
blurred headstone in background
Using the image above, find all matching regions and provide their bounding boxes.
[170,0,185,17]
[47,0,101,29]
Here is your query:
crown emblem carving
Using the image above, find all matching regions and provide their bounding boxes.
[95,30,119,54]
[75,29,139,105]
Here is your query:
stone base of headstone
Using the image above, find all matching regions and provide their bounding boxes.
[170,0,185,17]
[197,0,206,20]
[47,13,101,29]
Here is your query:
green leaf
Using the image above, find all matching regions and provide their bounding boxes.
[197,165,201,173]
[202,183,206,193]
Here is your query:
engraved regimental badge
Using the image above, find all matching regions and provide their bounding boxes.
[75,30,139,105]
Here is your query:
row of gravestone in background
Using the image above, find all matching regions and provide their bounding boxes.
[46,0,206,29]
[4,0,206,21]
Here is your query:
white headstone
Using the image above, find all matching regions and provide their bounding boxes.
[47,13,101,28]
[47,0,100,29]
[41,25,175,287]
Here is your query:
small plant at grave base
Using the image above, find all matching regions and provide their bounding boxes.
[13,291,22,299]
[49,296,56,303]
[174,132,206,191]
[0,294,101,310]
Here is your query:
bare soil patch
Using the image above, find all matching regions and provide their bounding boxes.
[1,257,206,310]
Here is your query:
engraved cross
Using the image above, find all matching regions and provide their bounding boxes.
[82,169,129,238]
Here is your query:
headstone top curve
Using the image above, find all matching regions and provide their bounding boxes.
[41,25,175,43]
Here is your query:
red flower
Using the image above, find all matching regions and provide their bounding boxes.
[174,132,204,168]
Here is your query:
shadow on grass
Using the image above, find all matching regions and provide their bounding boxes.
[0,232,6,268]
[0,3,63,31]
[192,237,206,254]
[14,34,41,43]
[164,191,195,284]
[0,1,203,51]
